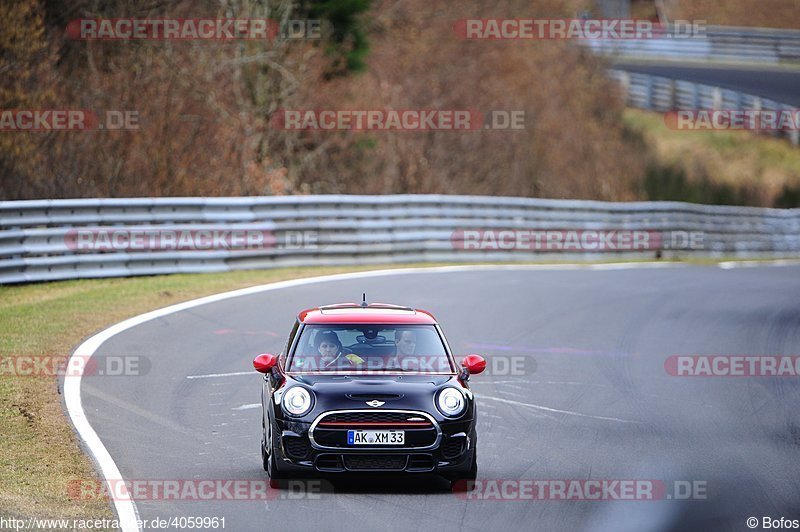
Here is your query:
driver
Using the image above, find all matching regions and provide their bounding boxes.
[316,330,364,369]
[386,328,419,370]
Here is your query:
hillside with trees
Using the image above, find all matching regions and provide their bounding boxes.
[1,0,798,206]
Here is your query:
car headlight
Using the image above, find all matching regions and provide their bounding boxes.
[437,387,466,417]
[282,386,313,417]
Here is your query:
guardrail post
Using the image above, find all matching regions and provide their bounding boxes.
[645,76,654,110]
[619,71,631,105]
[778,104,800,146]
[668,79,676,110]
[712,87,723,110]
[691,83,700,109]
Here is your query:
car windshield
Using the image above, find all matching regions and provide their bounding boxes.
[287,324,453,373]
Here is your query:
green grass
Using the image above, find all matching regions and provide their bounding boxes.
[623,108,800,207]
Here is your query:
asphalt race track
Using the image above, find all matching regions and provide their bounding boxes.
[613,63,800,107]
[76,265,800,531]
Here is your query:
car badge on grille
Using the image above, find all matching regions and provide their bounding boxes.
[365,400,385,407]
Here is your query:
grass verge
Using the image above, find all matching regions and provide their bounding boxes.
[623,108,800,208]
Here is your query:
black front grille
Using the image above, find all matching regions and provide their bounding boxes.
[312,410,438,449]
[324,412,418,423]
[284,436,310,459]
[313,427,437,448]
[442,436,466,459]
[316,454,344,471]
[312,410,438,450]
[343,454,407,470]
[407,454,435,472]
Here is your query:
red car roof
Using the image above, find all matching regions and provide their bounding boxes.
[298,303,438,325]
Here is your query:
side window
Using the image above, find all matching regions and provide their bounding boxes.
[298,328,317,356]
[281,320,300,364]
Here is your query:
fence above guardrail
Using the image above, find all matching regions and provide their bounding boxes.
[583,25,800,64]
[1,195,798,284]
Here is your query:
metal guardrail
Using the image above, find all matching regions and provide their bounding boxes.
[584,25,800,64]
[1,195,799,284]
[585,25,800,145]
[608,69,800,145]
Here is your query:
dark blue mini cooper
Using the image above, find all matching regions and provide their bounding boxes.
[252,302,486,489]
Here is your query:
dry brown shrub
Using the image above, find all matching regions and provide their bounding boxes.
[2,0,648,200]
[286,0,646,200]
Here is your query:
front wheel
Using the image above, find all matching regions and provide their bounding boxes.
[262,418,287,485]
[449,448,478,492]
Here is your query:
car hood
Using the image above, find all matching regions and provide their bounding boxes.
[285,373,467,416]
[291,373,454,386]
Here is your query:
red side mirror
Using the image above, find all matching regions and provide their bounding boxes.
[253,353,278,373]
[461,354,486,375]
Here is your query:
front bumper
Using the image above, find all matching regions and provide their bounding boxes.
[273,409,475,474]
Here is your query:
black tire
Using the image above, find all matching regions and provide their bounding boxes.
[261,417,269,472]
[260,437,270,472]
[262,417,288,482]
[466,446,478,480]
[449,447,478,492]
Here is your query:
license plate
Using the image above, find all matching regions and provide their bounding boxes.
[347,430,405,445]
